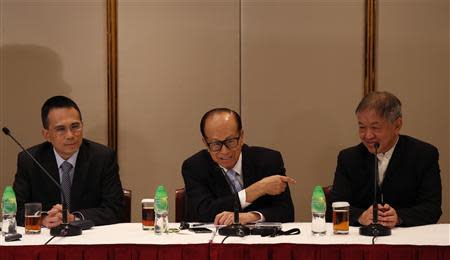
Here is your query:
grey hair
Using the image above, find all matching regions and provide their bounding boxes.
[355,91,402,123]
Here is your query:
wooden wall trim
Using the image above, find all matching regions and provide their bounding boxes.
[107,0,118,151]
[364,0,377,95]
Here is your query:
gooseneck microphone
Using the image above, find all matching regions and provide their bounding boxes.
[2,127,82,237]
[217,166,250,237]
[359,142,391,237]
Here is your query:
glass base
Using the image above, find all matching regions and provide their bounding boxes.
[25,229,41,234]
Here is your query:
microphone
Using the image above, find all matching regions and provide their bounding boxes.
[359,142,391,237]
[2,127,83,236]
[216,166,250,237]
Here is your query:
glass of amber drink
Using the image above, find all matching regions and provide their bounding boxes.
[25,203,42,234]
[332,201,349,234]
[141,199,155,230]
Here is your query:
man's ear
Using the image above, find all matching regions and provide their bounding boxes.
[394,117,403,133]
[42,129,50,142]
[202,137,208,147]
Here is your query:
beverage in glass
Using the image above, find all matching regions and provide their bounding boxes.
[141,198,155,230]
[24,203,42,234]
[332,201,349,234]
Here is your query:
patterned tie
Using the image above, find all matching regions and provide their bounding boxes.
[226,169,243,192]
[60,161,73,210]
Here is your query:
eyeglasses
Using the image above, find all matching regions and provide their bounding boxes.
[51,122,82,136]
[206,135,240,152]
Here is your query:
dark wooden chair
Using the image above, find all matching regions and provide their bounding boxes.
[175,187,185,222]
[322,185,334,221]
[123,189,132,222]
[322,185,333,198]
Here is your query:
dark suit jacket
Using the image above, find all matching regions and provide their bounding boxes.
[328,135,442,226]
[13,139,124,226]
[181,144,294,223]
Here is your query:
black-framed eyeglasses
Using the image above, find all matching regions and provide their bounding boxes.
[206,135,240,152]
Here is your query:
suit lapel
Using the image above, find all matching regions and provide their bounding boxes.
[39,144,62,203]
[360,144,378,201]
[203,151,233,195]
[70,141,89,208]
[241,145,257,188]
[381,136,403,189]
[40,145,61,183]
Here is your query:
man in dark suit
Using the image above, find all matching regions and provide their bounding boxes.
[182,108,295,225]
[328,91,442,227]
[13,96,124,227]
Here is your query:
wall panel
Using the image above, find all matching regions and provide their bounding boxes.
[241,0,364,221]
[0,1,108,194]
[117,0,240,221]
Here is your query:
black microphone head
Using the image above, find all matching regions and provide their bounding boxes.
[374,142,380,150]
[2,127,10,135]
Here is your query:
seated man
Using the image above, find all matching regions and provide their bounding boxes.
[13,96,124,227]
[328,91,442,227]
[182,108,295,225]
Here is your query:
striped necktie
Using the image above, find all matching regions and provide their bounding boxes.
[60,161,73,210]
[226,169,243,192]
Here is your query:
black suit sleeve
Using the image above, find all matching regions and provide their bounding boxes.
[396,147,442,226]
[182,159,236,222]
[251,151,294,222]
[77,150,124,225]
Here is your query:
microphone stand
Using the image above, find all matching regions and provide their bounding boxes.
[217,167,250,237]
[359,142,391,237]
[2,127,82,237]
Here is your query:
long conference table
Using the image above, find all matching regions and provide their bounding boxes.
[1,223,449,260]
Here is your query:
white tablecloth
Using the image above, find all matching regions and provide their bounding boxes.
[213,222,450,246]
[1,223,213,246]
[2,222,449,246]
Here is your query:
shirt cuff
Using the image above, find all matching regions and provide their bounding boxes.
[251,211,265,222]
[238,189,251,209]
[237,191,266,222]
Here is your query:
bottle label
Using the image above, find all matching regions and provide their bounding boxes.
[2,197,17,214]
[311,197,326,213]
[155,196,168,211]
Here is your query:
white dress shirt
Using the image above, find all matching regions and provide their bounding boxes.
[377,137,399,185]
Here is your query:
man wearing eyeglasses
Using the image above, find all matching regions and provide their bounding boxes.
[182,108,296,225]
[12,96,124,228]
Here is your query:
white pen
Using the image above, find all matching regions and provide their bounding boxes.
[209,226,218,242]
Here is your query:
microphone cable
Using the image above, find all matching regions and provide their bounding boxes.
[372,235,377,245]
[221,235,230,244]
[44,236,56,245]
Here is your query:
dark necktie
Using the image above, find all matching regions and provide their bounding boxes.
[60,161,73,210]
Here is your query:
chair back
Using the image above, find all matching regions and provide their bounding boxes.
[123,189,132,222]
[322,185,332,204]
[175,187,185,222]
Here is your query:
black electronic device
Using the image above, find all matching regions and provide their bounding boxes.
[359,142,391,237]
[250,226,281,236]
[2,127,82,237]
[189,227,213,233]
[5,233,22,242]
